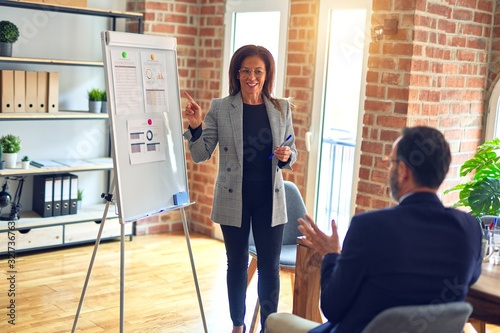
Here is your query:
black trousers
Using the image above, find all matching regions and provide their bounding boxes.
[221,179,285,328]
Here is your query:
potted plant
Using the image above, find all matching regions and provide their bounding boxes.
[21,155,30,169]
[88,88,102,113]
[444,138,500,217]
[0,144,4,170]
[77,188,83,213]
[0,134,21,168]
[100,89,108,113]
[0,20,20,57]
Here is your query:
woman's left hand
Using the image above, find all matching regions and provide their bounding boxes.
[273,146,291,162]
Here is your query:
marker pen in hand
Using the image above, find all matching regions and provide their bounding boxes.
[269,134,292,159]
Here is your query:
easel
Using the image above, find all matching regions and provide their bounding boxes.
[71,178,207,333]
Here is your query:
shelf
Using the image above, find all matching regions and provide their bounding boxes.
[0,111,109,120]
[0,157,113,176]
[0,203,119,231]
[0,56,103,67]
[0,0,143,21]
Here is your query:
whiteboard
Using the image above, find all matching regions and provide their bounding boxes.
[101,31,190,223]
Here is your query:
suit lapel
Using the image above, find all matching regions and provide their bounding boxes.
[265,97,282,148]
[229,94,244,166]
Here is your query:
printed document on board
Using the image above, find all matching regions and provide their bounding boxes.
[127,117,166,165]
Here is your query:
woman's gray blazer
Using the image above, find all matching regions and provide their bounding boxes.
[183,92,297,228]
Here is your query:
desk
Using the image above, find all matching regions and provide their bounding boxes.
[466,262,500,332]
[293,238,500,330]
[292,237,322,323]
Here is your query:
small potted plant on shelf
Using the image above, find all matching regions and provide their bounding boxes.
[88,88,102,113]
[100,89,108,113]
[0,144,4,170]
[0,134,21,168]
[77,188,83,213]
[0,20,20,57]
[21,155,30,169]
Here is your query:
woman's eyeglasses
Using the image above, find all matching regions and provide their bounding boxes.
[238,68,265,77]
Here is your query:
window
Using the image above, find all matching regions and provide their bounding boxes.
[222,0,289,97]
[486,80,500,140]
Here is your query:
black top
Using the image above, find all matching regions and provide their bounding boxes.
[243,103,272,181]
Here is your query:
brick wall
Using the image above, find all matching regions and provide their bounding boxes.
[126,0,500,236]
[286,0,320,187]
[357,0,496,213]
[126,0,317,236]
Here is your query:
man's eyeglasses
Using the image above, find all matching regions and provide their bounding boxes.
[238,68,265,77]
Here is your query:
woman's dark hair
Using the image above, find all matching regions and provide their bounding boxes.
[396,126,451,189]
[228,44,281,111]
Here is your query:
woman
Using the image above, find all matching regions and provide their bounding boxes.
[182,44,297,333]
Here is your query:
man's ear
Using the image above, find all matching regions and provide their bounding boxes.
[398,160,412,180]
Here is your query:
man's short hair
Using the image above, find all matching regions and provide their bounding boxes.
[396,126,451,188]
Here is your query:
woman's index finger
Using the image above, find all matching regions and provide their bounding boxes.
[183,91,195,102]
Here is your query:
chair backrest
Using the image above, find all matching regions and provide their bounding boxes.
[361,302,473,333]
[248,180,306,246]
[282,180,307,245]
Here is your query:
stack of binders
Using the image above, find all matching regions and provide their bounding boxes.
[1,70,59,113]
[33,173,78,218]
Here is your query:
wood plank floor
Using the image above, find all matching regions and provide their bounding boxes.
[0,232,498,333]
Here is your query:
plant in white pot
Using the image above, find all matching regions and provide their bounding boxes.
[21,155,30,169]
[0,20,20,57]
[88,88,102,113]
[77,189,83,213]
[0,134,21,168]
[100,89,108,113]
[0,144,4,170]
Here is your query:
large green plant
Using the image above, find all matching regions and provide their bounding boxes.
[0,134,21,153]
[0,21,20,43]
[444,138,500,217]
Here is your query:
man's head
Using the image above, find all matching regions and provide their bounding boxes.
[389,126,451,201]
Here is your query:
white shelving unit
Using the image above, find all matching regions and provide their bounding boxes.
[0,1,143,255]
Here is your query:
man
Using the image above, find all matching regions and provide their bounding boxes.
[265,126,483,333]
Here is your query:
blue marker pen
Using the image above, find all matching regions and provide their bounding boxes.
[269,134,292,159]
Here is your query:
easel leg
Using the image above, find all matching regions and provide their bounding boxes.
[181,207,208,333]
[71,200,112,333]
[120,222,125,333]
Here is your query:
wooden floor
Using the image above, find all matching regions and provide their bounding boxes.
[0,232,498,333]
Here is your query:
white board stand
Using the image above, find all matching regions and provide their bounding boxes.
[71,184,207,333]
[71,31,208,332]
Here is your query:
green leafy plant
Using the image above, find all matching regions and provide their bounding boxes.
[88,88,102,101]
[444,138,500,217]
[0,21,20,43]
[22,155,29,162]
[0,134,21,153]
[100,89,107,101]
[77,189,84,201]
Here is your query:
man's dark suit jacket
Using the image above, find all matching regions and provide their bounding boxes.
[310,192,483,333]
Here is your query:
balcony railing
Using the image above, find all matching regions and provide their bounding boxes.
[316,128,356,242]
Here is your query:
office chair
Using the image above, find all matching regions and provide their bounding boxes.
[247,180,307,333]
[361,302,473,333]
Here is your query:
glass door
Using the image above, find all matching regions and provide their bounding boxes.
[306,0,371,243]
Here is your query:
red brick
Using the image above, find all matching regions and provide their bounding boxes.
[452,8,473,21]
[457,0,479,9]
[377,115,408,128]
[428,3,452,18]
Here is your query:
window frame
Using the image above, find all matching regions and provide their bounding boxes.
[222,0,289,97]
[486,79,500,141]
